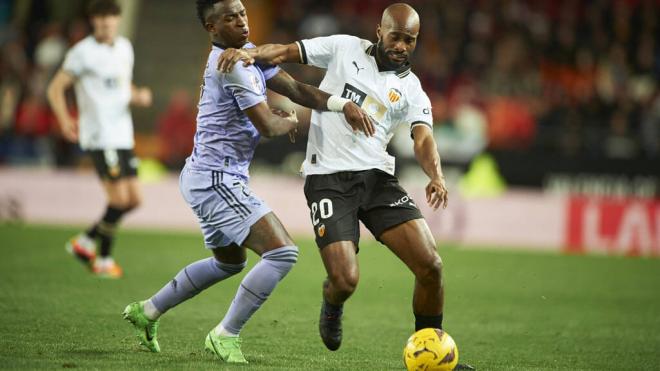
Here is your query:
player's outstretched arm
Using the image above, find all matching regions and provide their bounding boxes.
[218,43,300,73]
[266,70,375,136]
[47,70,78,142]
[412,125,448,210]
[243,101,298,139]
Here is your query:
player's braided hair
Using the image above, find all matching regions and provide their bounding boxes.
[196,0,224,27]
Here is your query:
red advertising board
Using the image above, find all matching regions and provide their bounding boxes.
[566,197,660,257]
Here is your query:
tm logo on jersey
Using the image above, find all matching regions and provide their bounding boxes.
[341,83,367,106]
[341,83,388,122]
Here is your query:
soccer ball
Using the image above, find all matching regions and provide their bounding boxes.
[403,328,459,371]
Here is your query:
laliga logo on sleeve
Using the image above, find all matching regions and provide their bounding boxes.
[249,73,261,92]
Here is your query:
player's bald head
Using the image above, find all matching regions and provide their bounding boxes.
[380,3,420,36]
[375,3,420,70]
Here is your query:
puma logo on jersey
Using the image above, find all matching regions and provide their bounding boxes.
[352,61,365,75]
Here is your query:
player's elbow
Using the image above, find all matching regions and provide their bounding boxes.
[413,143,427,162]
[47,80,67,106]
[46,82,58,103]
[414,138,437,160]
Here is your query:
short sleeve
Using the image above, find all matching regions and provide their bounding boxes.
[256,62,280,81]
[405,88,433,136]
[298,34,357,69]
[244,42,279,80]
[223,65,266,111]
[62,46,84,77]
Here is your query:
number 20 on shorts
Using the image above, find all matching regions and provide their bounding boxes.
[311,198,333,226]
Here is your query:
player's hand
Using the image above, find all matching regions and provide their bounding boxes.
[342,102,376,137]
[218,48,255,73]
[132,87,153,107]
[426,176,448,210]
[285,109,298,143]
[60,119,79,143]
[273,108,298,143]
[271,107,287,116]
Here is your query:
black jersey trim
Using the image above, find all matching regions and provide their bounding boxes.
[410,121,433,139]
[296,41,308,64]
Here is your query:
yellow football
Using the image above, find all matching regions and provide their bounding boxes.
[403,328,459,371]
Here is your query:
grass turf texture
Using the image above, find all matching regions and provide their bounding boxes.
[0,224,659,370]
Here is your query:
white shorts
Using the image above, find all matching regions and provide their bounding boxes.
[179,166,271,248]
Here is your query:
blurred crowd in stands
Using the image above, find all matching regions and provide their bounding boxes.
[271,0,660,162]
[0,0,658,170]
[0,1,196,169]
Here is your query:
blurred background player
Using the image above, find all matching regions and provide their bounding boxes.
[122,0,373,363]
[46,0,152,278]
[218,3,473,368]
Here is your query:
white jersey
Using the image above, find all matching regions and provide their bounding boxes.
[62,35,134,150]
[297,35,433,176]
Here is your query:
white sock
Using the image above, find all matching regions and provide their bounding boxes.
[142,299,161,321]
[95,256,114,268]
[213,324,238,337]
[78,234,94,249]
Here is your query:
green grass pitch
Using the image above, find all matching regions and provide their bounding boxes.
[0,224,659,370]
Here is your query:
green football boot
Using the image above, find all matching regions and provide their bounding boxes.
[204,331,248,364]
[122,301,160,353]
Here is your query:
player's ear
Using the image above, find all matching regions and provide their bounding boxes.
[376,24,382,42]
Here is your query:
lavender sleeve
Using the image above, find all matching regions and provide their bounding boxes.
[257,62,280,80]
[222,65,266,111]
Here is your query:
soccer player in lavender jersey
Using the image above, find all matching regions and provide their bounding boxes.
[122,0,374,364]
[219,3,474,369]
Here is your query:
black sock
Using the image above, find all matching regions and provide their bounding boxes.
[95,206,128,257]
[415,314,443,331]
[98,227,114,257]
[86,225,99,239]
[323,298,343,317]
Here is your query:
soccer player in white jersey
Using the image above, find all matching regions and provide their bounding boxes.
[47,0,152,279]
[120,0,374,364]
[218,3,474,369]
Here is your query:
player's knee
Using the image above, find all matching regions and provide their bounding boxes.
[216,259,247,276]
[126,196,141,210]
[329,270,359,296]
[109,196,131,210]
[416,256,443,286]
[263,245,298,275]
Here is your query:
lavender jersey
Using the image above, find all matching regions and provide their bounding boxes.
[187,42,280,179]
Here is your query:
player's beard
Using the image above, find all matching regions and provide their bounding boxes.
[376,40,407,71]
